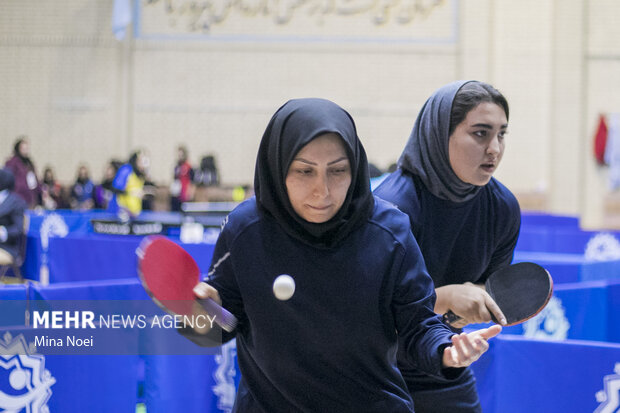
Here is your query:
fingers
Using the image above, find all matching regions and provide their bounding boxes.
[191,282,222,334]
[442,284,505,326]
[454,333,486,365]
[190,300,212,334]
[193,282,209,298]
[477,324,502,340]
[483,294,507,325]
[443,328,497,368]
[193,282,222,304]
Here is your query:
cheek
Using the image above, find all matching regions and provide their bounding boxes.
[285,176,308,205]
[284,177,296,203]
[448,142,466,171]
[458,142,485,165]
[334,176,352,201]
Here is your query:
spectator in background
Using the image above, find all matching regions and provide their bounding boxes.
[0,168,27,267]
[368,162,383,179]
[5,136,40,208]
[141,173,157,212]
[194,155,219,187]
[170,145,194,211]
[70,165,95,210]
[94,160,121,209]
[108,150,150,219]
[368,162,388,190]
[41,166,66,210]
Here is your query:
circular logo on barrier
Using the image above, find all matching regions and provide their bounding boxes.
[585,233,620,262]
[39,213,69,251]
[522,296,570,340]
[0,332,56,412]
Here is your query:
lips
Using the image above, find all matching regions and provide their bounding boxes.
[308,205,331,211]
[480,163,496,173]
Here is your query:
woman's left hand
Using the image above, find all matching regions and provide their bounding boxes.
[442,325,502,368]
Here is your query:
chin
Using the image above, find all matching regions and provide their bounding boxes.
[475,177,493,186]
[301,213,328,224]
[464,174,492,186]
[307,216,332,224]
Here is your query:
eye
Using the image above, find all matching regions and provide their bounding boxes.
[328,163,350,175]
[473,130,488,138]
[498,130,508,139]
[295,168,313,176]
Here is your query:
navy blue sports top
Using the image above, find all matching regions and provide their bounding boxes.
[184,196,463,412]
[374,169,521,288]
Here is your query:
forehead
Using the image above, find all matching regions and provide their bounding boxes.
[463,102,507,125]
[294,133,348,160]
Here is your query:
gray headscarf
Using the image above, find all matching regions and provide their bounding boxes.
[397,80,481,203]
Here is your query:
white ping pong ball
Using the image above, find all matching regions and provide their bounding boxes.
[273,274,295,301]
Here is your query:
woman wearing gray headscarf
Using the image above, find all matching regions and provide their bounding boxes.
[375,80,520,412]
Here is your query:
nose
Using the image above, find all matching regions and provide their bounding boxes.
[487,135,501,156]
[312,173,329,198]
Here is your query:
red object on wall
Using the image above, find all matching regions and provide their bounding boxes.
[594,114,609,165]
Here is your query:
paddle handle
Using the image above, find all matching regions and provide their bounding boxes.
[197,298,238,333]
[443,310,500,326]
[442,310,460,325]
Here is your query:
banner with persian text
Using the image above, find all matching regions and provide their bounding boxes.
[136,0,458,42]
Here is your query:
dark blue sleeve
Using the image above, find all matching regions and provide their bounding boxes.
[204,220,246,335]
[392,233,460,378]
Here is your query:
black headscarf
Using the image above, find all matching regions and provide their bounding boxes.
[254,98,374,248]
[398,80,481,203]
[0,168,15,191]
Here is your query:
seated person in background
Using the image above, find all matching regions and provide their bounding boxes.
[141,174,157,212]
[193,155,219,188]
[94,160,121,209]
[108,150,149,219]
[0,169,27,267]
[368,161,387,190]
[41,166,67,210]
[193,154,227,202]
[70,165,95,210]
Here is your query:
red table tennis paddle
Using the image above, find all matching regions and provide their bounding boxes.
[443,262,553,327]
[136,235,237,332]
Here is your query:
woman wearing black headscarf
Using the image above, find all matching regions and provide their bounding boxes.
[183,98,500,412]
[0,168,27,266]
[374,81,520,412]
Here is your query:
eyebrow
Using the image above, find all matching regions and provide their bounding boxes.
[293,156,349,166]
[471,123,508,129]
